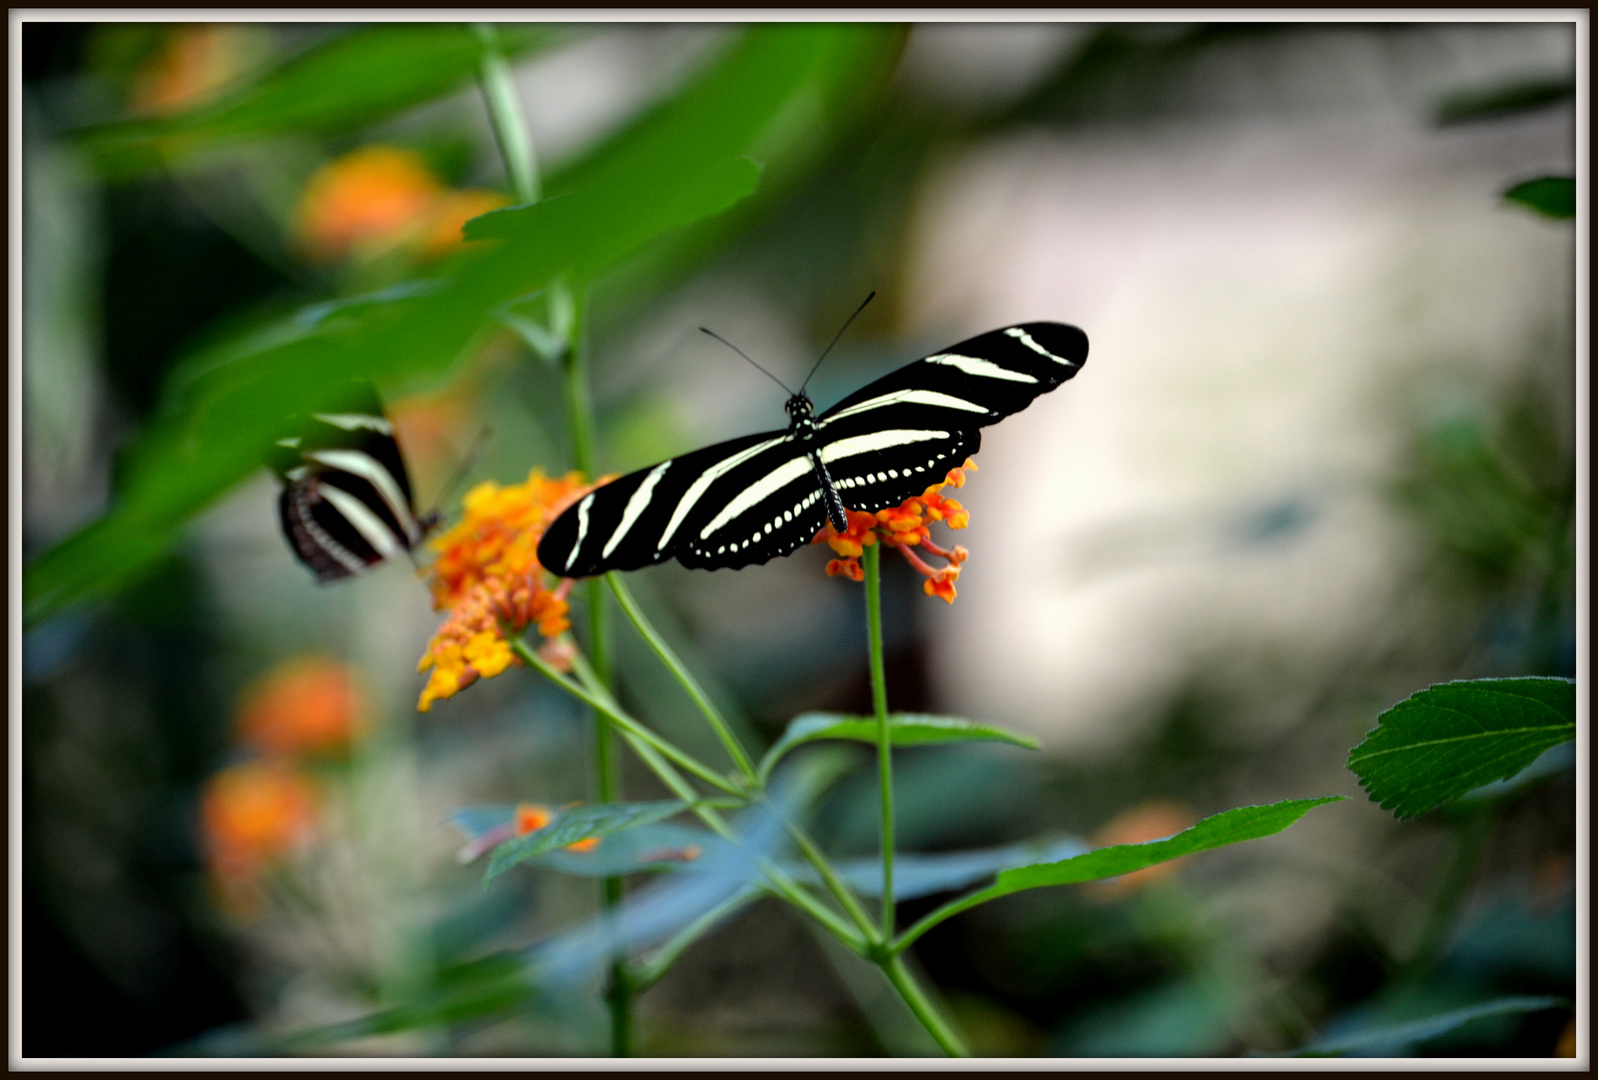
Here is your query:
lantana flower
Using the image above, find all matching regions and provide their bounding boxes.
[814,459,977,603]
[416,469,595,712]
[293,145,509,264]
[235,655,365,758]
[201,760,319,912]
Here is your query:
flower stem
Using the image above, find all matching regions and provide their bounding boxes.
[472,23,539,204]
[863,542,894,938]
[883,956,970,1058]
[606,573,758,785]
[475,23,630,1053]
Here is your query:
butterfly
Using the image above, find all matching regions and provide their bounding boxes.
[268,382,435,583]
[537,319,1089,578]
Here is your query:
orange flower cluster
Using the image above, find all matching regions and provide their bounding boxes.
[417,469,595,712]
[293,145,509,264]
[129,24,257,115]
[814,459,978,603]
[235,656,365,757]
[201,761,318,900]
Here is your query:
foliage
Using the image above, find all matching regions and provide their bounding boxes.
[1347,678,1575,820]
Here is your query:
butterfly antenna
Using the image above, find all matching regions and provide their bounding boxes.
[699,327,795,396]
[800,290,875,395]
[427,424,493,523]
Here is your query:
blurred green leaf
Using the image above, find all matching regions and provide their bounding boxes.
[794,836,1088,900]
[22,157,761,626]
[1347,678,1576,820]
[1504,176,1575,220]
[79,23,561,178]
[758,712,1038,780]
[1280,995,1568,1057]
[26,27,902,626]
[897,798,1342,950]
[1434,76,1574,125]
[485,801,687,883]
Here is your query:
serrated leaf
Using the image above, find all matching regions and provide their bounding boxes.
[80,24,561,178]
[1504,176,1575,220]
[758,712,1037,780]
[485,801,687,882]
[1347,677,1576,820]
[1280,995,1569,1057]
[897,798,1342,949]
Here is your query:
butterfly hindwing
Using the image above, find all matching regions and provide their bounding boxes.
[272,383,425,584]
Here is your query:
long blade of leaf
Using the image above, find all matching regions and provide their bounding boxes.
[1279,995,1569,1057]
[894,797,1342,952]
[80,24,562,178]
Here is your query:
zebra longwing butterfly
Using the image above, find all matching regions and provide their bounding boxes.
[537,320,1088,578]
[269,383,433,583]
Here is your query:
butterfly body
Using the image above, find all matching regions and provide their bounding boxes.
[271,387,431,583]
[538,321,1088,578]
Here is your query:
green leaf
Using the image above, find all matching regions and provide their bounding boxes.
[1281,996,1569,1057]
[22,157,761,627]
[80,24,561,178]
[25,33,897,626]
[895,798,1342,951]
[757,712,1038,780]
[1434,76,1574,125]
[484,801,687,883]
[795,836,1089,900]
[1346,677,1576,820]
[992,797,1342,892]
[1504,176,1576,220]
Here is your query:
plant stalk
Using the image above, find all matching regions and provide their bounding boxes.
[475,35,626,1051]
[863,542,895,938]
[883,956,970,1058]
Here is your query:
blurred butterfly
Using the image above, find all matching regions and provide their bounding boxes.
[267,382,437,583]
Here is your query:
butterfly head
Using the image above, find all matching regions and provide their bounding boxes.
[784,392,815,422]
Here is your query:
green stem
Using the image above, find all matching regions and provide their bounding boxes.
[785,822,882,944]
[514,638,743,797]
[628,887,762,991]
[883,956,970,1058]
[472,23,539,204]
[863,542,895,938]
[523,638,870,954]
[606,573,758,784]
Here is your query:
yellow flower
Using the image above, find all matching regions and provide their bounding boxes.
[416,469,596,711]
[813,459,978,603]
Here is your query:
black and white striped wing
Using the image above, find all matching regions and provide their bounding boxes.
[813,322,1087,514]
[272,405,425,584]
[538,430,835,576]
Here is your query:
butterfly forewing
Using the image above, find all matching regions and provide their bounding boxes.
[813,322,1085,514]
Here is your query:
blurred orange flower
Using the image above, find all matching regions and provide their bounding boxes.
[416,469,596,711]
[516,803,599,853]
[235,656,365,758]
[293,145,511,264]
[294,146,445,262]
[422,189,511,259]
[129,24,253,115]
[201,760,318,909]
[814,459,976,603]
[1089,800,1196,898]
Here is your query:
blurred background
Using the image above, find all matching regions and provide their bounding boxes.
[20,19,1577,1058]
